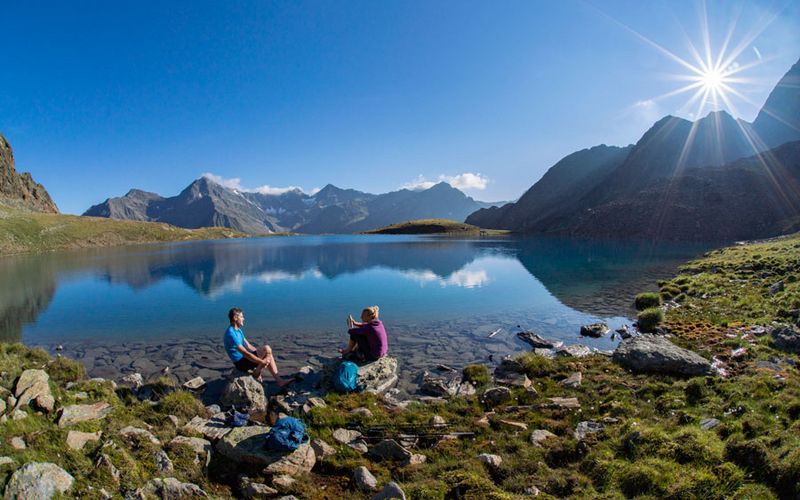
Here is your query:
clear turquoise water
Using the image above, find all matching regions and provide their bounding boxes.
[2,235,709,348]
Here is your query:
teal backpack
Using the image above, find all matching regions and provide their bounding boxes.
[333,361,364,393]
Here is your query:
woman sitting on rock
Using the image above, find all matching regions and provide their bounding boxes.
[339,305,388,363]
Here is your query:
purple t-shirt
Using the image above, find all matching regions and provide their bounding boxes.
[348,320,388,359]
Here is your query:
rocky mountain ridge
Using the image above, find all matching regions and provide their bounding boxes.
[0,133,58,214]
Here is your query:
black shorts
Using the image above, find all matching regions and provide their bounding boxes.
[234,357,259,372]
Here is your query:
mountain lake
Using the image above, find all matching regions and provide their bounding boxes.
[1,234,712,393]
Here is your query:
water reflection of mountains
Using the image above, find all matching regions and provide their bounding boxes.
[0,236,708,341]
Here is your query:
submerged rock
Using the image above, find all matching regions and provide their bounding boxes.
[517,331,563,349]
[612,334,712,376]
[3,462,73,499]
[580,323,609,338]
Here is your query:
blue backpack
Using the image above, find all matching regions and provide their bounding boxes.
[333,361,364,393]
[264,417,309,452]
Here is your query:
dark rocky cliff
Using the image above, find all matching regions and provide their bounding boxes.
[0,134,58,213]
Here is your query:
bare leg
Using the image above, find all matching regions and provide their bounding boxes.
[340,339,357,355]
[258,345,290,386]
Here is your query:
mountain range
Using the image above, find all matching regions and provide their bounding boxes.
[84,178,497,234]
[467,58,800,241]
[0,133,58,214]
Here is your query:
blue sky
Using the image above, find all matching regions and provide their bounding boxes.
[2,1,799,214]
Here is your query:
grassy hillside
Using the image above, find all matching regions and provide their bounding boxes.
[364,218,510,235]
[0,205,252,255]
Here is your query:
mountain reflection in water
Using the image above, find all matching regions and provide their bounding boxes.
[0,235,710,343]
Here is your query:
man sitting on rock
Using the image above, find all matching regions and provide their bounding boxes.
[224,307,290,386]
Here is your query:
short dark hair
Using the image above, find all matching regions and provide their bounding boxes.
[228,307,243,324]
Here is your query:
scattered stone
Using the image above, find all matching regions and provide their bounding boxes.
[10,437,26,449]
[3,462,73,499]
[530,429,558,447]
[771,325,800,354]
[239,475,279,498]
[616,325,632,339]
[525,486,541,496]
[612,335,712,376]
[477,453,503,468]
[407,453,426,465]
[310,438,337,461]
[95,454,120,484]
[154,449,174,473]
[353,466,378,492]
[493,359,531,388]
[574,421,604,440]
[168,436,213,467]
[119,372,145,391]
[756,360,782,372]
[333,428,362,445]
[350,407,373,418]
[543,397,581,410]
[271,475,296,491]
[215,427,273,465]
[349,440,369,454]
[769,281,785,295]
[205,404,221,416]
[372,481,407,500]
[166,415,180,427]
[0,457,13,466]
[430,415,446,428]
[480,386,512,406]
[11,408,28,420]
[517,331,564,349]
[559,372,582,389]
[118,426,161,446]
[580,323,609,338]
[133,477,208,498]
[220,370,268,423]
[495,419,528,432]
[58,402,112,427]
[264,444,316,477]
[183,377,206,390]
[66,430,102,450]
[700,418,721,430]
[14,369,54,413]
[302,397,327,415]
[0,399,5,416]
[555,345,592,358]
[183,414,232,442]
[369,439,412,462]
[73,392,88,401]
[419,371,461,397]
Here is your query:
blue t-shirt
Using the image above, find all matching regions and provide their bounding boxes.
[224,326,245,362]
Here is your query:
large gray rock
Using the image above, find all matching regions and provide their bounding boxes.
[372,482,407,500]
[3,462,74,499]
[493,359,531,388]
[132,477,208,498]
[58,402,113,427]
[14,369,54,413]
[215,427,316,476]
[580,323,609,338]
[612,334,712,376]
[310,438,336,461]
[169,436,212,468]
[322,357,398,395]
[419,372,461,397]
[66,430,102,450]
[368,439,412,462]
[771,325,800,354]
[480,386,512,407]
[353,466,378,492]
[220,371,267,422]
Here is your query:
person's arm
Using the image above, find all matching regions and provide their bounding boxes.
[237,344,265,364]
[348,324,368,336]
[243,337,256,352]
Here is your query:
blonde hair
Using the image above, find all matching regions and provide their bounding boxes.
[361,305,379,322]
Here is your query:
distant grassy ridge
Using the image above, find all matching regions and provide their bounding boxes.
[0,206,255,255]
[363,218,510,235]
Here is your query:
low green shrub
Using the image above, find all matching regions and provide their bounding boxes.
[48,356,86,385]
[462,364,491,387]
[517,353,555,377]
[635,292,662,311]
[158,390,206,420]
[637,307,664,333]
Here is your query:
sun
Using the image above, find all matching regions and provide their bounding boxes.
[699,67,725,92]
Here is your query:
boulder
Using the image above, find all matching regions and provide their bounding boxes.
[132,477,208,498]
[559,372,582,389]
[10,437,26,449]
[574,421,604,440]
[332,428,362,445]
[419,372,461,397]
[58,402,112,427]
[0,457,13,466]
[700,418,721,430]
[66,430,102,450]
[169,436,212,467]
[530,429,558,447]
[3,462,73,499]
[272,474,296,491]
[118,426,160,446]
[612,335,712,376]
[353,466,378,492]
[322,357,398,395]
[517,331,563,349]
[220,371,268,422]
[771,325,800,354]
[14,369,54,413]
[477,453,503,468]
[183,414,232,442]
[239,475,279,498]
[154,449,174,473]
[555,345,592,358]
[263,444,316,476]
[310,438,336,461]
[119,373,145,392]
[216,427,316,475]
[493,359,531,388]
[372,482,407,500]
[580,323,609,338]
[368,439,412,462]
[480,386,512,407]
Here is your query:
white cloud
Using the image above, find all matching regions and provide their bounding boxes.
[753,46,762,61]
[401,172,489,191]
[401,268,490,288]
[201,173,305,196]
